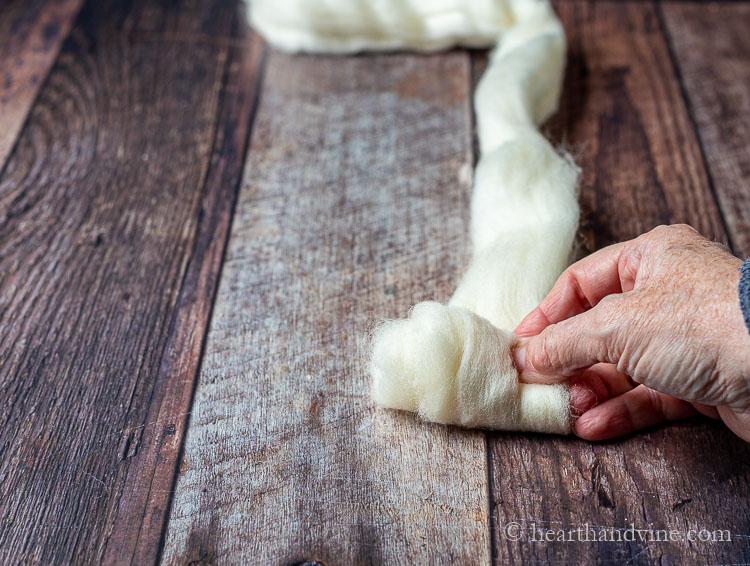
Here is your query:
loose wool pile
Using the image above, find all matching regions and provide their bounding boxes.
[250,0,580,434]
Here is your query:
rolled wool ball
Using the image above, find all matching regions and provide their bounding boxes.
[370,301,571,434]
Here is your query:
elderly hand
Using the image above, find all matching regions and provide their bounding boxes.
[513,224,750,442]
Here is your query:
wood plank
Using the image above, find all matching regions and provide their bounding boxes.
[661,2,750,256]
[100,24,267,566]
[0,1,259,563]
[0,0,84,171]
[551,1,726,251]
[160,51,491,565]
[485,2,750,564]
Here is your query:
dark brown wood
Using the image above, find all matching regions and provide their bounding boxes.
[484,2,750,564]
[0,0,84,170]
[550,1,726,251]
[99,23,266,566]
[0,1,263,564]
[661,2,750,256]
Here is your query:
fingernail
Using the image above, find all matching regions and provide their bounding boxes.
[574,413,593,438]
[570,384,597,415]
[512,345,526,372]
[514,309,543,337]
[514,323,529,336]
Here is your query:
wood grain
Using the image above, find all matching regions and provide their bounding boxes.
[0,0,260,563]
[0,0,84,172]
[550,1,725,252]
[2,0,748,564]
[99,20,266,566]
[661,2,750,256]
[484,2,750,564]
[160,51,492,565]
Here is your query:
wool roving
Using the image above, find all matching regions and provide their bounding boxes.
[371,302,571,431]
[250,0,580,434]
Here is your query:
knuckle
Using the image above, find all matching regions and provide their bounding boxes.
[665,224,702,247]
[646,387,666,417]
[640,224,705,260]
[648,223,697,241]
[530,328,560,371]
[670,223,699,235]
[647,224,677,242]
[591,295,620,326]
[585,299,623,359]
[618,246,643,286]
[563,267,590,307]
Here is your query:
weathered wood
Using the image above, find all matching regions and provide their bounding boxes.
[3,0,749,564]
[0,0,259,563]
[0,0,84,170]
[99,23,267,566]
[160,51,492,565]
[550,1,726,251]
[484,2,750,564]
[661,2,750,256]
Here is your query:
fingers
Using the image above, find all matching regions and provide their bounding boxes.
[514,298,625,383]
[569,364,637,414]
[574,385,699,441]
[717,406,750,443]
[515,242,629,337]
[692,403,720,419]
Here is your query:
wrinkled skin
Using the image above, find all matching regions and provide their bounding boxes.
[513,224,750,442]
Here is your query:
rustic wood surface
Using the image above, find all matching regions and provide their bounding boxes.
[99,21,265,566]
[661,1,750,256]
[160,50,492,565]
[0,0,262,564]
[1,0,749,564]
[0,0,84,170]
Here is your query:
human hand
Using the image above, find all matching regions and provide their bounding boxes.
[512,224,750,442]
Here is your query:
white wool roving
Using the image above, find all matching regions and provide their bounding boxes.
[250,0,515,53]
[371,302,571,431]
[250,0,580,434]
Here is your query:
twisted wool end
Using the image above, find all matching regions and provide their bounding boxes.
[370,302,572,434]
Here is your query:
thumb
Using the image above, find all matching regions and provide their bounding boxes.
[514,299,624,383]
[717,406,750,443]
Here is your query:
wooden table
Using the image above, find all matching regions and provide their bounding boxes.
[1,1,749,564]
